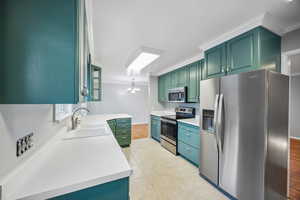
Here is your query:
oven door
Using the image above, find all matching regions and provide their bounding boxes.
[160,118,177,144]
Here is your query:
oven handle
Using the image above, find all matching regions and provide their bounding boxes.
[161,118,177,125]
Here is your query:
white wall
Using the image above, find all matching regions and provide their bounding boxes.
[290,75,300,139]
[88,83,149,124]
[0,105,66,181]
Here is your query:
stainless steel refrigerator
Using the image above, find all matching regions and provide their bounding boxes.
[199,69,289,200]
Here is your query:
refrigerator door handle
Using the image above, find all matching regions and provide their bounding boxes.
[216,94,224,152]
[213,94,219,132]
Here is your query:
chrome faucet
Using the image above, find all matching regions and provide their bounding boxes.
[71,107,90,130]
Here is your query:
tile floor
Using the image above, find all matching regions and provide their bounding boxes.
[122,138,229,200]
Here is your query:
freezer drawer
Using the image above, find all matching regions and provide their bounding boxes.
[199,132,218,185]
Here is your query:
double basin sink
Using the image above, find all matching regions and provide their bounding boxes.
[64,118,111,140]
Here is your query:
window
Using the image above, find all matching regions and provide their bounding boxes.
[53,104,73,122]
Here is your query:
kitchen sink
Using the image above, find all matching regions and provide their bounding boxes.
[63,126,110,140]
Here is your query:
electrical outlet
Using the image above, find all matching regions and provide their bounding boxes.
[16,133,33,157]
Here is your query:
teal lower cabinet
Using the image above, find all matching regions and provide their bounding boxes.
[178,122,200,166]
[150,115,161,142]
[49,177,129,200]
[107,118,132,147]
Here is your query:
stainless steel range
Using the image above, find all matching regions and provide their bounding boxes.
[160,107,195,155]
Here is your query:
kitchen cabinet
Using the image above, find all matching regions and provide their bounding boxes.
[177,67,187,88]
[107,118,131,147]
[107,119,116,134]
[170,70,178,89]
[1,0,89,104]
[204,26,281,79]
[178,122,200,166]
[165,73,172,94]
[204,43,227,79]
[49,177,129,200]
[158,59,204,103]
[150,115,161,142]
[88,64,102,101]
[158,75,166,102]
[187,61,199,102]
[226,29,258,74]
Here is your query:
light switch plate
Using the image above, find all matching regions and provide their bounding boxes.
[16,133,33,157]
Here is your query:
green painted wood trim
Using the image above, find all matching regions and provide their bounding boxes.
[49,177,129,200]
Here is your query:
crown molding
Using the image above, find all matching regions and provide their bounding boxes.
[155,53,204,76]
[198,13,285,52]
[284,23,300,35]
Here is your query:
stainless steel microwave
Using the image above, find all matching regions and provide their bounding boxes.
[168,87,187,103]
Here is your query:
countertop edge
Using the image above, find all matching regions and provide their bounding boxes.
[19,170,132,200]
[177,120,200,127]
[2,114,133,200]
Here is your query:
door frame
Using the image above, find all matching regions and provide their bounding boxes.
[282,48,300,198]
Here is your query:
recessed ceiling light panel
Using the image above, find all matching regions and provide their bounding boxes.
[126,47,162,75]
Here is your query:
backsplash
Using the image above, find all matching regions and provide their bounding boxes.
[161,102,200,115]
[0,105,67,181]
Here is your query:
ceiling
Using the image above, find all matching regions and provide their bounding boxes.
[91,0,300,84]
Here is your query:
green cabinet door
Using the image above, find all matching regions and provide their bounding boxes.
[151,116,161,142]
[158,75,165,102]
[258,27,281,72]
[50,177,129,200]
[227,29,259,74]
[1,0,84,104]
[177,67,187,88]
[170,70,178,89]
[165,73,171,99]
[204,43,227,79]
[187,62,199,102]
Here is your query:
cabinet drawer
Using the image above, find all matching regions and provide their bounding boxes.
[116,122,131,130]
[116,118,131,125]
[115,134,131,146]
[116,127,131,136]
[178,123,200,149]
[178,141,199,166]
[107,120,116,130]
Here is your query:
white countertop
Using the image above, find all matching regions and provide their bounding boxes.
[178,116,200,127]
[1,114,133,200]
[151,110,175,117]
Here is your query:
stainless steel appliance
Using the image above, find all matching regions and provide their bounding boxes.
[168,87,187,103]
[161,107,195,155]
[199,70,289,200]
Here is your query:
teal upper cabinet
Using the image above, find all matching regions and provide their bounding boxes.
[170,70,178,89]
[187,62,199,102]
[177,67,187,88]
[158,59,204,103]
[165,73,171,93]
[1,0,87,104]
[88,65,102,101]
[258,27,281,72]
[205,43,227,79]
[227,29,258,74]
[158,75,166,102]
[204,26,281,79]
